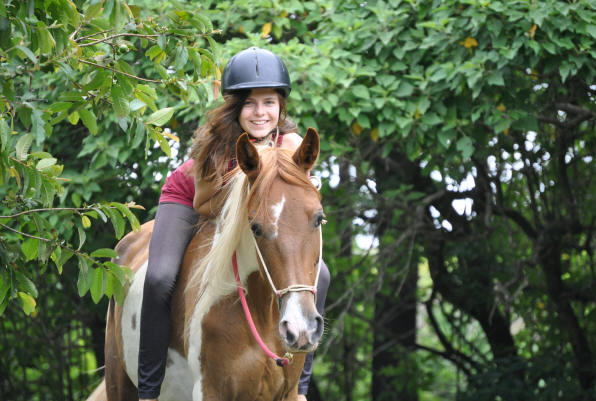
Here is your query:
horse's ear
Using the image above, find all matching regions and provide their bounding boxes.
[292,127,320,172]
[236,133,261,179]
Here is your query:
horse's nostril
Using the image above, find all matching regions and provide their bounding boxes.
[313,315,324,340]
[280,320,297,345]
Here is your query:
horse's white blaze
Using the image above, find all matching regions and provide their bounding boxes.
[187,224,259,401]
[121,262,193,401]
[280,292,309,341]
[270,195,285,239]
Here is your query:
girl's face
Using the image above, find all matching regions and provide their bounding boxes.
[239,88,281,139]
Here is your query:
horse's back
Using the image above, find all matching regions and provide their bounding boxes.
[114,220,154,272]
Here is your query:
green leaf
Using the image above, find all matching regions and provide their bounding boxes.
[111,202,141,231]
[14,271,38,298]
[46,102,72,114]
[18,292,36,315]
[111,85,130,118]
[68,111,79,125]
[146,107,174,126]
[16,133,34,160]
[90,248,119,259]
[36,158,57,171]
[15,45,37,64]
[487,71,504,86]
[77,226,86,250]
[76,256,93,297]
[175,45,189,71]
[0,117,9,152]
[51,247,73,274]
[352,85,370,100]
[21,238,39,261]
[101,205,125,239]
[0,272,9,308]
[151,129,172,158]
[395,81,414,97]
[31,108,46,145]
[456,136,474,160]
[134,90,157,112]
[78,108,98,135]
[104,270,115,299]
[90,268,105,304]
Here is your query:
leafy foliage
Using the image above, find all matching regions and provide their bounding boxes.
[0,0,218,316]
[2,0,596,400]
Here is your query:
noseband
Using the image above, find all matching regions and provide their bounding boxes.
[232,226,323,367]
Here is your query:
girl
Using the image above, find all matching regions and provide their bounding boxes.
[138,47,330,401]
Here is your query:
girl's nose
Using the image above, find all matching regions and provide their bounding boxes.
[254,102,265,115]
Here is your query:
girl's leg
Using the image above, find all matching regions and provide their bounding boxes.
[138,203,199,399]
[297,260,331,395]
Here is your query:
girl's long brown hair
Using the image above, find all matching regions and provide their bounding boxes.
[191,90,297,182]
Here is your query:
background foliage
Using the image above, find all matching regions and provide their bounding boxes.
[1,0,596,400]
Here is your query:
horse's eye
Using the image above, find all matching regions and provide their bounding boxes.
[251,223,263,237]
[314,213,325,228]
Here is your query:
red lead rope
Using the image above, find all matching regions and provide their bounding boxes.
[232,252,291,367]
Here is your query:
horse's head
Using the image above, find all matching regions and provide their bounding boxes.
[236,128,324,353]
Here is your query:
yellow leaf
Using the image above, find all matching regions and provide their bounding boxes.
[459,37,478,49]
[281,10,288,18]
[82,215,91,229]
[351,122,363,135]
[9,167,21,188]
[497,104,507,112]
[164,131,179,142]
[371,127,379,142]
[18,292,37,315]
[529,24,537,39]
[504,128,509,135]
[126,201,146,210]
[238,26,245,34]
[261,22,272,38]
[537,301,545,309]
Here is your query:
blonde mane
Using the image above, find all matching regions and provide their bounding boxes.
[187,146,320,300]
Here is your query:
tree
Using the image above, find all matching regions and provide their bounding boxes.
[0,0,218,398]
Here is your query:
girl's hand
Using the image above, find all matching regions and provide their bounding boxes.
[297,395,307,401]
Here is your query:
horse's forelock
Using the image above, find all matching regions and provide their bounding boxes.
[247,148,320,220]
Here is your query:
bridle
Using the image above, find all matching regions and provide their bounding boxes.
[232,226,323,367]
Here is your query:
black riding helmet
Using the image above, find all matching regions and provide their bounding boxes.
[221,47,291,98]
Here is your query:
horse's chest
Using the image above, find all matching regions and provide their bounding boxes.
[196,298,294,400]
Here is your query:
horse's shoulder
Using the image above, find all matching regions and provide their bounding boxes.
[113,220,154,272]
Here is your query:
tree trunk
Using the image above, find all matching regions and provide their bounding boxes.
[373,264,419,401]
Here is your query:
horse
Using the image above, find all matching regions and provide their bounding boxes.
[86,128,324,401]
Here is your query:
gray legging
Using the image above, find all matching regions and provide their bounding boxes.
[138,202,330,399]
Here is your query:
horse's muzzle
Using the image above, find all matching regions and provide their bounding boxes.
[278,292,324,352]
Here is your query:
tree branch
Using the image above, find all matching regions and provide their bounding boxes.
[77,59,162,83]
[77,33,158,47]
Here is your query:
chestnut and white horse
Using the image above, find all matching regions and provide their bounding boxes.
[87,128,324,401]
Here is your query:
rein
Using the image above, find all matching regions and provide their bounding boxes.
[232,227,323,367]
